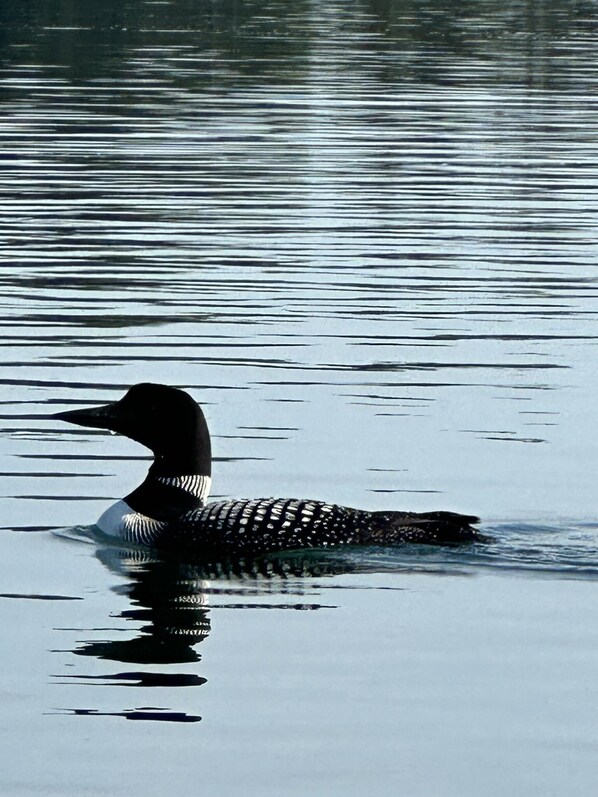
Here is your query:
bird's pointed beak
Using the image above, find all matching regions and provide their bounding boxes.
[52,402,122,431]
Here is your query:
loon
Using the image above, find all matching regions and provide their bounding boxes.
[54,383,481,556]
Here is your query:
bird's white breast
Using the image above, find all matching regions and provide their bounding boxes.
[96,500,137,537]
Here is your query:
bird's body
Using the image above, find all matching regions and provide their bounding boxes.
[98,493,480,555]
[54,383,481,556]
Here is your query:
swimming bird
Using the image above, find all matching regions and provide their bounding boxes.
[54,383,481,556]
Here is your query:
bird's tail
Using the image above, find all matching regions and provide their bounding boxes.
[367,509,483,546]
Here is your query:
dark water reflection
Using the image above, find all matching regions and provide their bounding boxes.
[1,0,597,89]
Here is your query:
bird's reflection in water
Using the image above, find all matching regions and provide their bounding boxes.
[56,540,369,723]
[76,547,214,665]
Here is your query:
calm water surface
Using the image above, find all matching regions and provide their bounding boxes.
[1,1,598,795]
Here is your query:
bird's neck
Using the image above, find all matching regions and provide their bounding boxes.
[125,469,212,523]
[124,442,212,522]
[147,444,211,478]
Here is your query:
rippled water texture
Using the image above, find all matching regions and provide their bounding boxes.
[0,1,597,795]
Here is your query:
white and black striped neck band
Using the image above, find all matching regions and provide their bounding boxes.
[156,474,212,502]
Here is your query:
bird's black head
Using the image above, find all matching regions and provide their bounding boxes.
[53,383,211,476]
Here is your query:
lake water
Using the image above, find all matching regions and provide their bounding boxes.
[1,0,598,794]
